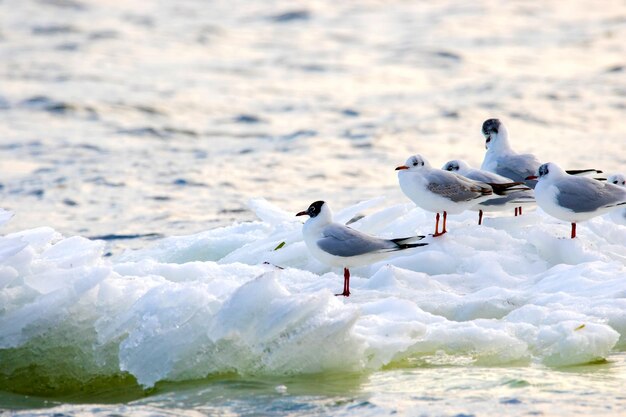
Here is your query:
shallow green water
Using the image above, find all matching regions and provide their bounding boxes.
[2,352,624,416]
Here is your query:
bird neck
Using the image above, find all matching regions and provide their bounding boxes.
[488,132,513,154]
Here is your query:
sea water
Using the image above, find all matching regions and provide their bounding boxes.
[1,0,625,241]
[1,0,625,416]
[2,357,626,416]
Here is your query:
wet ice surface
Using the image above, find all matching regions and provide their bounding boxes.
[1,0,625,245]
[1,0,626,415]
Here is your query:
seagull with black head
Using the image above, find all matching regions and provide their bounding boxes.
[528,163,626,238]
[481,118,602,189]
[296,201,427,297]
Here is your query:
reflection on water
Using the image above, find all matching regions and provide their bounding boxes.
[2,353,625,416]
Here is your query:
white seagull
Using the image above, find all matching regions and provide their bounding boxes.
[607,173,626,226]
[296,201,427,297]
[396,154,526,236]
[442,159,534,224]
[528,163,626,238]
[480,118,602,188]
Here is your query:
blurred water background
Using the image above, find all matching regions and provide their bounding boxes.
[1,0,626,415]
[1,0,625,248]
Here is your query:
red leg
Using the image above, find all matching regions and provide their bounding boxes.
[478,209,483,225]
[571,223,576,239]
[432,212,441,236]
[514,207,519,216]
[434,212,447,236]
[519,206,523,216]
[335,268,351,297]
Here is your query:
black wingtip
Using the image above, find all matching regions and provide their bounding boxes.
[566,169,604,175]
[487,182,530,196]
[397,242,429,250]
[391,235,426,244]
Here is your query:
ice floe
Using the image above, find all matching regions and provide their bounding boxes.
[0,200,624,389]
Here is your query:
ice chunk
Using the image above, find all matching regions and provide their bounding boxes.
[0,200,624,392]
[0,210,14,228]
[0,237,28,264]
[118,221,271,264]
[248,198,298,225]
[41,236,105,268]
[6,227,61,250]
[108,272,363,387]
[505,305,620,366]
[0,266,110,348]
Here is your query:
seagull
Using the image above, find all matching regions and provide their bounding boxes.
[442,159,534,224]
[527,163,626,238]
[396,154,526,236]
[296,201,427,297]
[480,118,602,188]
[607,173,626,226]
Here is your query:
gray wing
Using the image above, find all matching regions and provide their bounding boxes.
[317,224,396,257]
[556,178,626,213]
[465,168,515,184]
[479,190,534,207]
[495,153,540,184]
[427,171,490,202]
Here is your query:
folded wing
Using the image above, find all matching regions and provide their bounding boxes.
[556,179,626,213]
[317,224,397,257]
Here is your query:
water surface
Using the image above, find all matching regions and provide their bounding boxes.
[2,354,626,416]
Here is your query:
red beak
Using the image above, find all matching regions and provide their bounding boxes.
[395,165,409,171]
[296,211,308,216]
[525,175,538,180]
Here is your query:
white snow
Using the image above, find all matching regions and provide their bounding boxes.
[0,200,624,388]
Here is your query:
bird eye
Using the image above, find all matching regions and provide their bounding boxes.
[413,161,418,166]
[614,180,619,184]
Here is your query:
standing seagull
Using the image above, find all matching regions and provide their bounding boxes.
[296,201,427,297]
[396,154,525,236]
[480,118,601,188]
[528,163,626,238]
[607,173,626,226]
[442,159,534,224]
